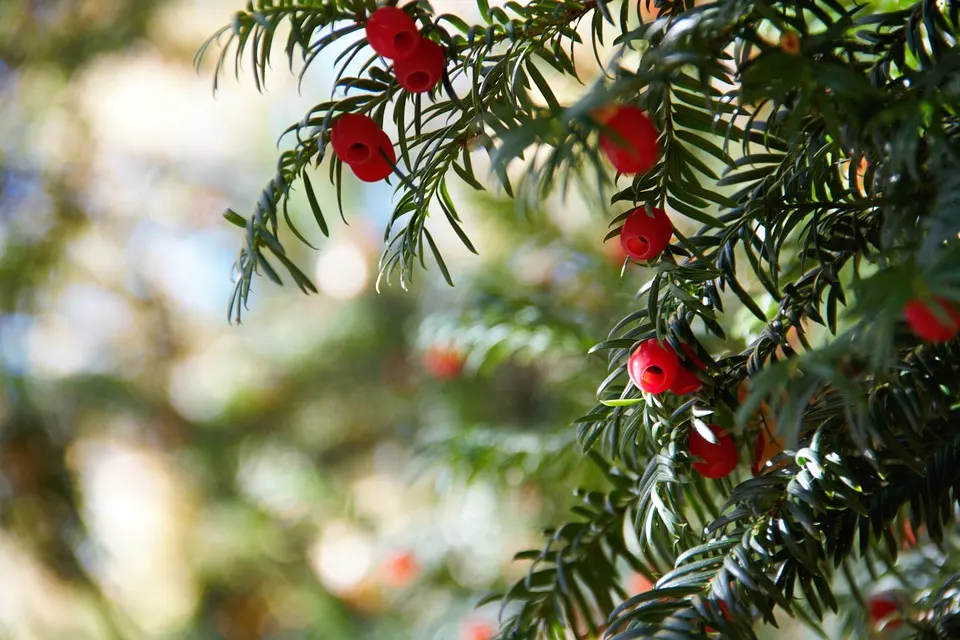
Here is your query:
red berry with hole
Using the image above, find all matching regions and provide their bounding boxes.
[598,105,659,175]
[904,296,960,342]
[330,114,384,166]
[619,206,673,261]
[689,424,737,479]
[868,593,902,630]
[670,344,706,395]
[393,38,445,93]
[604,237,630,266]
[349,131,396,182]
[365,6,421,60]
[627,339,679,394]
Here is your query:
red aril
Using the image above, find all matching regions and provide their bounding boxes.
[597,105,659,175]
[365,6,421,60]
[689,424,737,479]
[618,206,672,261]
[393,38,445,93]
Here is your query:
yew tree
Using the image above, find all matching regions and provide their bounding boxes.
[199,0,960,638]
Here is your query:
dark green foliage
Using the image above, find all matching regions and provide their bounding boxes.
[203,0,960,638]
[0,0,167,72]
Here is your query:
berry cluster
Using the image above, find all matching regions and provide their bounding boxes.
[597,106,957,490]
[331,114,397,183]
[627,339,704,396]
[625,339,738,478]
[367,6,446,93]
[331,6,447,182]
[342,9,959,497]
[598,109,671,265]
[600,120,958,494]
[340,13,662,188]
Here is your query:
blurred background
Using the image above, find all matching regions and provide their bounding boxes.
[0,1,649,638]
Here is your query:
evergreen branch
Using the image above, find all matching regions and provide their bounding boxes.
[202,0,638,314]
[577,0,960,465]
[489,456,646,640]
[912,572,960,639]
[605,393,960,639]
[414,426,578,486]
[202,1,960,637]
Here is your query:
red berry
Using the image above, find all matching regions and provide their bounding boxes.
[460,620,496,640]
[779,31,801,55]
[705,600,730,634]
[598,105,659,175]
[349,131,396,182]
[670,344,706,395]
[393,38,445,93]
[618,206,673,261]
[680,343,706,370]
[689,424,737,479]
[904,296,960,342]
[423,346,464,380]
[627,339,680,394]
[629,573,653,594]
[868,593,902,629]
[330,114,383,165]
[670,367,702,395]
[365,6,421,60]
[380,549,420,588]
